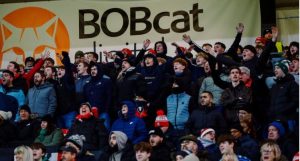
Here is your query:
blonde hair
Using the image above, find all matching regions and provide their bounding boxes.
[221,152,239,161]
[14,145,33,161]
[260,141,282,161]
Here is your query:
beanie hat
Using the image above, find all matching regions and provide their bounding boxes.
[80,102,92,110]
[269,121,286,137]
[148,127,164,137]
[154,110,169,127]
[147,48,157,55]
[41,115,53,124]
[0,110,12,120]
[200,128,215,138]
[121,48,133,57]
[19,105,31,114]
[179,134,198,143]
[74,50,84,58]
[110,131,128,151]
[255,37,266,45]
[65,134,86,149]
[275,60,289,75]
[263,28,272,36]
[243,45,257,55]
[25,57,35,64]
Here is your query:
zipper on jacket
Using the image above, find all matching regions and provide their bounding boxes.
[174,94,178,129]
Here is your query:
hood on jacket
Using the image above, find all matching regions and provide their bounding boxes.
[143,53,158,68]
[88,62,104,80]
[154,41,168,57]
[110,131,128,151]
[119,100,136,119]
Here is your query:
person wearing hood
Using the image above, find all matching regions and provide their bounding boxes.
[27,70,57,117]
[185,91,226,136]
[111,100,147,144]
[67,102,108,151]
[100,131,135,161]
[266,121,298,160]
[83,62,112,129]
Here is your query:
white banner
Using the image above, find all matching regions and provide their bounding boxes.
[0,0,261,68]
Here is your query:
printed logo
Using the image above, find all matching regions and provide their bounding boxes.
[0,7,70,68]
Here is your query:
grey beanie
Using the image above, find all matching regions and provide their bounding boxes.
[66,134,86,149]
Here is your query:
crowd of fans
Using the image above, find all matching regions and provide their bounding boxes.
[0,23,299,161]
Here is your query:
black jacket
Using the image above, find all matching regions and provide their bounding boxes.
[269,74,299,121]
[116,67,146,103]
[185,105,227,135]
[67,116,108,150]
[149,142,172,161]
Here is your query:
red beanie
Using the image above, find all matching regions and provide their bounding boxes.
[147,48,157,55]
[154,110,169,127]
[122,48,133,57]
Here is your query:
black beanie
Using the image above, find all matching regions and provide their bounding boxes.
[19,105,31,114]
[243,45,257,55]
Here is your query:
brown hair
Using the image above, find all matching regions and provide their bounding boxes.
[134,142,152,153]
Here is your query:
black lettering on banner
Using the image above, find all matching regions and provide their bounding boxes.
[130,7,152,35]
[190,3,204,32]
[101,8,129,37]
[153,12,170,34]
[171,11,190,33]
[79,9,100,38]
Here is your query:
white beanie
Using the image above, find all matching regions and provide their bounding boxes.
[0,111,12,120]
[200,128,215,138]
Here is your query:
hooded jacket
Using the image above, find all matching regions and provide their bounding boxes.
[111,101,147,144]
[84,64,112,113]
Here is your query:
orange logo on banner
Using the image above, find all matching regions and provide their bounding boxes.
[0,7,70,67]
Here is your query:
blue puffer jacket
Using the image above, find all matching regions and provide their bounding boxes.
[111,100,147,144]
[167,92,191,130]
[75,75,91,108]
[26,82,57,117]
[0,85,25,107]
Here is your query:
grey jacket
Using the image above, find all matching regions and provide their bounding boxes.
[27,82,57,117]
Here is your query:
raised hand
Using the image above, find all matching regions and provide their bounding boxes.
[143,39,151,49]
[182,34,191,43]
[236,23,244,33]
[171,42,179,47]
[41,49,51,60]
[271,26,278,42]
[103,51,113,59]
[56,52,63,61]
